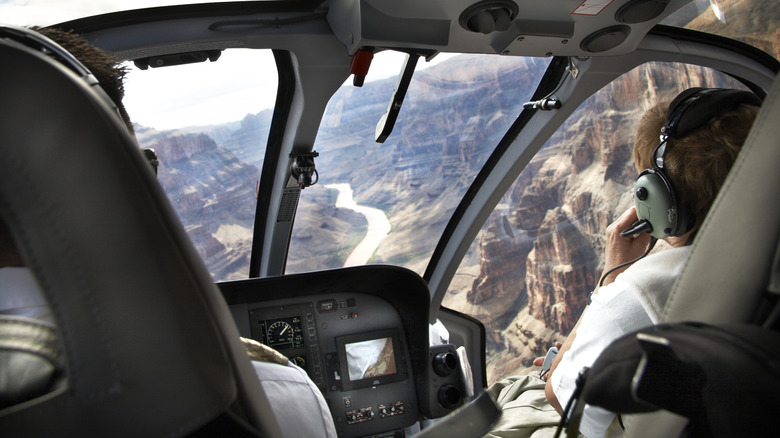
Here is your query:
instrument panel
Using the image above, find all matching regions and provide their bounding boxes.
[250,304,314,370]
[219,265,432,438]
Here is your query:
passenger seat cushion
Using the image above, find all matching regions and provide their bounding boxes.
[583,322,780,437]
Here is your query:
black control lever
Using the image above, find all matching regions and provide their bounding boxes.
[375,53,419,143]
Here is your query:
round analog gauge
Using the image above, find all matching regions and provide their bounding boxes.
[266,320,295,348]
[290,356,306,368]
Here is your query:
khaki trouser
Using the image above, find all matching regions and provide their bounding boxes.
[483,375,566,438]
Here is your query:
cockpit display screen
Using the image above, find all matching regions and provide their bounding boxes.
[336,329,407,390]
[345,337,397,381]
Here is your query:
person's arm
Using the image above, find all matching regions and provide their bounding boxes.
[544,206,652,414]
[544,314,583,414]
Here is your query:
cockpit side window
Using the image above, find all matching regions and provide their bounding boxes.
[445,61,750,384]
[122,49,277,282]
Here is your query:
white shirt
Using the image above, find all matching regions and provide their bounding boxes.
[551,246,692,437]
[251,359,337,437]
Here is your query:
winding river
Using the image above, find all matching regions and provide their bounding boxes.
[326,183,391,267]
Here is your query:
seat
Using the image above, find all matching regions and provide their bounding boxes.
[0,29,330,437]
[620,75,780,436]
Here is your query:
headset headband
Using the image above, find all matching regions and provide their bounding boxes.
[654,87,762,169]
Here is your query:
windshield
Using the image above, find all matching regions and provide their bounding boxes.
[287,54,551,275]
[3,0,774,283]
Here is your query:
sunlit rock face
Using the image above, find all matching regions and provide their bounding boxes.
[469,60,727,337]
[135,128,259,280]
[467,73,641,335]
[468,215,534,329]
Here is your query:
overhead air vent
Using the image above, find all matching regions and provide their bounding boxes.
[459,0,519,35]
[615,0,670,24]
[580,25,630,53]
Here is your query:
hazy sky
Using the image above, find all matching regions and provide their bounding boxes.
[1,0,451,130]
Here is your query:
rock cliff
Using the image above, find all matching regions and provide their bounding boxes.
[136,127,259,280]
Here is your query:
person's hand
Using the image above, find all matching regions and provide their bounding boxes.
[534,342,562,381]
[532,342,562,366]
[600,207,653,286]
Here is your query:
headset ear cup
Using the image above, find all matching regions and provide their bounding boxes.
[634,170,678,238]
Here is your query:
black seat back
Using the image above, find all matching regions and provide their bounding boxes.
[0,29,283,437]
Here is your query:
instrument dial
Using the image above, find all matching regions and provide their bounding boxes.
[266,320,295,348]
[290,356,307,368]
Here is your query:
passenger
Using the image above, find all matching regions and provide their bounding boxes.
[486,88,759,438]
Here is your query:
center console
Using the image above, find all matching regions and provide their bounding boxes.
[219,265,439,437]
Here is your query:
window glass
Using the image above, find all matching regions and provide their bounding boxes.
[664,0,780,59]
[287,53,551,275]
[123,49,277,281]
[444,61,749,385]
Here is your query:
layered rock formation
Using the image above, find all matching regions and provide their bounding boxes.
[345,56,551,268]
[136,127,258,280]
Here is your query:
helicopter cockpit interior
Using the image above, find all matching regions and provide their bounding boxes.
[1,1,779,437]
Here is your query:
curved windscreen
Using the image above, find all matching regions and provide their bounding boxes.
[287,53,551,276]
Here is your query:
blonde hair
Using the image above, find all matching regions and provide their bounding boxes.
[633,97,758,231]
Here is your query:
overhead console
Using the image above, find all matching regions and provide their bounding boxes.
[219,265,444,438]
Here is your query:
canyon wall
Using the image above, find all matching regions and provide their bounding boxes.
[136,128,258,280]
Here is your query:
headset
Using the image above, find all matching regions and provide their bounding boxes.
[594,87,762,291]
[0,24,124,126]
[623,87,762,239]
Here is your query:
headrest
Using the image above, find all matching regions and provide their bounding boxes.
[0,25,124,126]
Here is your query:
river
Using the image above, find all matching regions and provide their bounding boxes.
[325,183,391,267]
